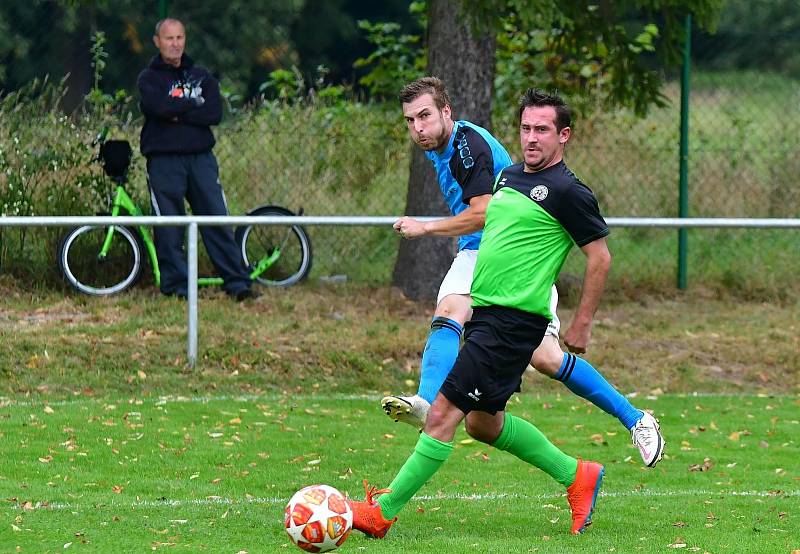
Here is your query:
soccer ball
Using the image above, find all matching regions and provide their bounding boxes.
[284,484,353,552]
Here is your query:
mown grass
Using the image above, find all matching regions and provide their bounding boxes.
[1,282,798,400]
[1,393,797,552]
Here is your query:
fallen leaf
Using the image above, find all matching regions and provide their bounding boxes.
[688,458,714,472]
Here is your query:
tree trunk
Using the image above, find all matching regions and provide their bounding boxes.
[427,0,497,128]
[391,147,453,300]
[391,0,497,300]
[61,4,94,112]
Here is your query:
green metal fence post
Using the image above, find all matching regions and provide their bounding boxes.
[159,0,168,19]
[677,13,691,290]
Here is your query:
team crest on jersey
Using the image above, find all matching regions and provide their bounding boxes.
[530,185,549,201]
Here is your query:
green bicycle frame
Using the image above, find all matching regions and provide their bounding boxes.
[100,185,279,288]
[102,186,162,287]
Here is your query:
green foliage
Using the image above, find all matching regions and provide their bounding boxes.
[259,67,306,101]
[353,5,427,98]
[354,0,723,116]
[0,0,305,101]
[486,0,723,115]
[695,0,800,74]
[85,31,135,122]
[0,74,143,274]
[257,65,348,105]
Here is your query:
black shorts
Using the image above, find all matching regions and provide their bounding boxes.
[440,305,549,415]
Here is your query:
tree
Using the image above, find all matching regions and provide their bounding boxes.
[391,0,722,300]
[0,0,305,106]
[693,0,800,75]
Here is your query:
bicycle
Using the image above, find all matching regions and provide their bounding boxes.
[57,133,312,296]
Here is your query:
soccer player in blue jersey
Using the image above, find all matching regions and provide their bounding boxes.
[381,77,664,467]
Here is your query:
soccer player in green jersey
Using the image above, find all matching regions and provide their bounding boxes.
[350,89,615,538]
[383,77,664,469]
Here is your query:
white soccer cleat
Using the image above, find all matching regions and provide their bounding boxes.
[631,411,665,467]
[380,394,430,429]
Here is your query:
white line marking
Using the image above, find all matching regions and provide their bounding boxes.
[0,391,794,409]
[26,489,799,512]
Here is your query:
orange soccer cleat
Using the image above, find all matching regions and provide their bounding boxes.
[349,480,397,539]
[566,459,605,535]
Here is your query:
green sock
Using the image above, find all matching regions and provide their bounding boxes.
[378,432,453,519]
[492,413,578,487]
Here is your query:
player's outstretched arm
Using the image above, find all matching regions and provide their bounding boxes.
[563,237,611,354]
[394,194,490,239]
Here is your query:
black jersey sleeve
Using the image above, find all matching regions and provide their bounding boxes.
[448,127,496,204]
[555,184,610,247]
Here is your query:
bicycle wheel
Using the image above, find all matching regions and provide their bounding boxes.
[235,206,312,287]
[58,224,144,296]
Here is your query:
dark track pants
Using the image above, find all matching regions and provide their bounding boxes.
[146,152,251,296]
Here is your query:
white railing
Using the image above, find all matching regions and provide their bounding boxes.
[2,215,798,365]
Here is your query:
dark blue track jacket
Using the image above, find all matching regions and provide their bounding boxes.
[137,54,222,156]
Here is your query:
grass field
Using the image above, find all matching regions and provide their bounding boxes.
[1,393,797,553]
[0,282,798,552]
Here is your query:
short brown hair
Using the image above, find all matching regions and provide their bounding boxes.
[518,88,572,131]
[399,77,451,110]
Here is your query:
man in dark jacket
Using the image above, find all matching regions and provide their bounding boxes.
[138,18,256,301]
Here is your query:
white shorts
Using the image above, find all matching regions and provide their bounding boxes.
[437,249,561,338]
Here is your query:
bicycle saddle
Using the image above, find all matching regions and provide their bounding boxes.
[99,140,133,178]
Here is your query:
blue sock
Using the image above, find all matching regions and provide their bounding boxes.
[416,317,463,404]
[555,353,643,430]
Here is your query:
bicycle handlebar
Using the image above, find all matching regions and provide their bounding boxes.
[92,126,110,147]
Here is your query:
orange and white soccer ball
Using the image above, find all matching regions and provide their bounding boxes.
[284,484,353,552]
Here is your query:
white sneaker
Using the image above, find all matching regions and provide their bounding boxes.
[631,411,665,467]
[380,394,430,429]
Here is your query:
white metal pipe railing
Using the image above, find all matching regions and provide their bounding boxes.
[2,215,800,227]
[1,215,798,366]
[187,223,199,364]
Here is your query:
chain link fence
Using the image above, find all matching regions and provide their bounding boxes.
[1,14,798,299]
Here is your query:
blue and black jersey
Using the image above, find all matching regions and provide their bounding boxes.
[425,121,513,251]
